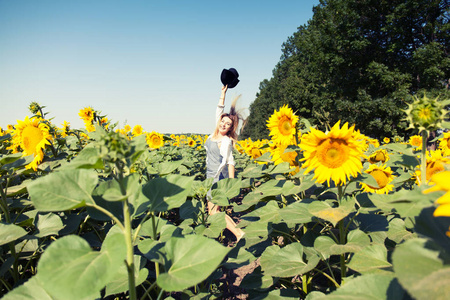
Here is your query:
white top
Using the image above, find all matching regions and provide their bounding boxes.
[205,105,235,181]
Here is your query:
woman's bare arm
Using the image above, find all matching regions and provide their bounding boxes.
[219,85,228,107]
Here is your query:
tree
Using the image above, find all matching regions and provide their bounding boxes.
[241,0,450,140]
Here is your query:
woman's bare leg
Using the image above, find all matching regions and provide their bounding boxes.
[225,214,245,242]
[208,201,244,241]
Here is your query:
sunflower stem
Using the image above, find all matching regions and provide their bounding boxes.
[116,161,137,300]
[337,185,347,282]
[420,131,428,185]
[151,212,160,279]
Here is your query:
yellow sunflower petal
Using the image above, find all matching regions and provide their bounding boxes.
[433,203,450,217]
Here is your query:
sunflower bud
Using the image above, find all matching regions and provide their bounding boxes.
[403,94,449,133]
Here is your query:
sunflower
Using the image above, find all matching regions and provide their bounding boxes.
[146,131,164,149]
[132,125,144,137]
[79,107,94,123]
[270,143,299,174]
[368,149,390,164]
[423,171,450,219]
[187,137,196,147]
[409,135,422,149]
[60,121,70,137]
[438,132,450,156]
[267,105,299,145]
[383,137,390,144]
[414,149,450,184]
[85,122,96,133]
[367,138,380,148]
[13,116,52,170]
[300,120,365,186]
[360,164,395,194]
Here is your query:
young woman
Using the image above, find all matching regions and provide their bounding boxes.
[204,85,245,242]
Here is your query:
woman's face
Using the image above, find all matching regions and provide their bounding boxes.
[219,116,233,135]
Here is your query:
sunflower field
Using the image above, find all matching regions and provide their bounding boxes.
[1,96,450,299]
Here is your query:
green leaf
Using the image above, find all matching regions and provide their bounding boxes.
[202,212,227,238]
[306,273,404,300]
[36,233,127,300]
[157,235,230,291]
[142,174,194,212]
[33,213,64,238]
[0,154,34,171]
[241,163,268,178]
[223,247,256,269]
[267,161,294,175]
[104,255,148,297]
[60,146,104,169]
[386,217,414,244]
[393,238,450,300]
[210,177,241,206]
[240,266,277,291]
[28,169,98,211]
[155,160,184,175]
[1,276,54,300]
[256,179,296,197]
[308,201,353,226]
[314,229,371,259]
[0,223,27,246]
[279,200,314,227]
[0,152,23,166]
[239,200,281,228]
[259,243,320,277]
[253,288,300,299]
[347,244,392,274]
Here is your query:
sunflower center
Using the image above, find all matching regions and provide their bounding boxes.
[22,125,44,155]
[418,107,432,121]
[251,147,262,159]
[368,170,389,189]
[317,138,349,168]
[374,151,387,162]
[278,116,293,136]
[447,139,450,148]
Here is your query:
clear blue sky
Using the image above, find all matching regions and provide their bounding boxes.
[0,0,319,134]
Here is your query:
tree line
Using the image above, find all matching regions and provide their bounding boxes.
[241,0,450,140]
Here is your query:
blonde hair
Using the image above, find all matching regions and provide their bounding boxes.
[212,95,246,144]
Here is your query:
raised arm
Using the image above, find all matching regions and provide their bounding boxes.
[219,85,228,107]
[216,85,227,123]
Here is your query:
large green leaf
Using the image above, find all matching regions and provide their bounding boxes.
[260,243,320,277]
[28,169,98,211]
[239,201,281,228]
[0,223,27,246]
[33,212,64,238]
[314,229,371,259]
[305,273,404,300]
[157,235,230,291]
[210,177,242,206]
[393,238,450,300]
[256,179,296,197]
[59,146,103,169]
[279,200,314,227]
[308,200,353,227]
[240,163,268,178]
[104,255,148,297]
[36,233,127,300]
[347,244,392,274]
[142,174,194,212]
[1,276,54,300]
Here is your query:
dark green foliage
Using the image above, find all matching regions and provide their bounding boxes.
[241,0,450,140]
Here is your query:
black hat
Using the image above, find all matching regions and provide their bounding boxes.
[220,68,240,88]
